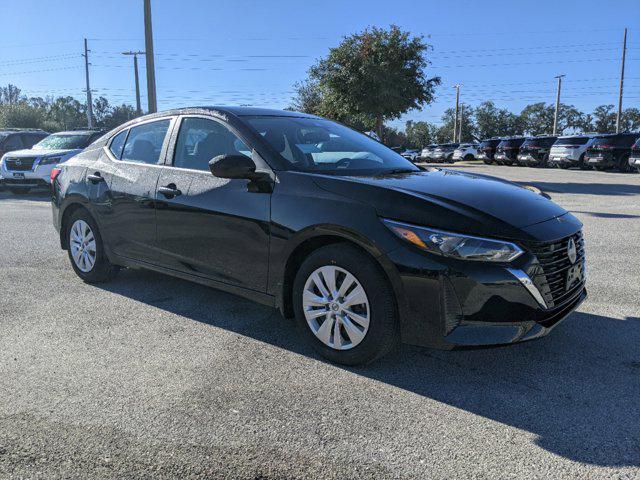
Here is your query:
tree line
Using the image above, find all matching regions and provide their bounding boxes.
[0,84,140,132]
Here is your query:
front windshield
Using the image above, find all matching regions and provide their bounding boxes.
[245,116,419,175]
[34,134,93,150]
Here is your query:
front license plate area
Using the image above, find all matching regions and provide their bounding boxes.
[12,173,25,179]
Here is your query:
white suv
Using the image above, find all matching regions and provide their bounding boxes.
[0,130,104,194]
[452,143,478,162]
[548,135,595,169]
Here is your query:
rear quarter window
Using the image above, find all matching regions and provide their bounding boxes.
[109,130,128,159]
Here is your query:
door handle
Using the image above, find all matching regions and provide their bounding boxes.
[87,172,104,184]
[158,184,182,198]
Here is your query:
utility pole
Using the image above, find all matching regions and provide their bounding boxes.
[122,51,145,114]
[453,84,462,142]
[553,74,565,135]
[144,0,158,113]
[458,104,464,143]
[83,38,93,128]
[616,27,628,133]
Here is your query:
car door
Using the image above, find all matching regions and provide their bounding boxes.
[102,117,175,264]
[154,115,271,293]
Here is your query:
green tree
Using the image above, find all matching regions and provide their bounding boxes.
[621,108,640,131]
[519,102,554,135]
[435,104,475,143]
[405,120,437,149]
[297,25,440,138]
[474,101,523,138]
[0,84,23,105]
[590,104,616,133]
[0,103,44,129]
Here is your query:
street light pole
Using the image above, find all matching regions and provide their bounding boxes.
[453,84,462,142]
[83,38,94,128]
[122,51,145,114]
[616,27,628,133]
[143,0,158,113]
[553,74,565,135]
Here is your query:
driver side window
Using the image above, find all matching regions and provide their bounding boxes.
[173,117,250,171]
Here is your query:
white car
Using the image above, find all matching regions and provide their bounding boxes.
[0,130,104,194]
[452,143,478,162]
[401,149,419,162]
[548,135,595,169]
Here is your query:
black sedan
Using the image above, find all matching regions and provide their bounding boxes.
[51,107,587,365]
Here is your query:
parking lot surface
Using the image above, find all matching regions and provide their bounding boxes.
[0,164,639,479]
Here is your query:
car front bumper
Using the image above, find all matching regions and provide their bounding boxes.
[382,219,586,349]
[0,164,52,188]
[629,155,640,168]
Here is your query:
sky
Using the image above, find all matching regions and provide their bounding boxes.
[1,0,639,129]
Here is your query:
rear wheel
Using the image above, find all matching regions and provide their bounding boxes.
[292,244,398,365]
[594,165,608,171]
[618,155,631,173]
[66,209,119,283]
[483,159,493,165]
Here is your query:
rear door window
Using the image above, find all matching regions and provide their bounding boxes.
[109,130,128,159]
[121,119,171,164]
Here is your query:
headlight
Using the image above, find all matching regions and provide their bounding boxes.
[382,219,523,262]
[39,156,62,166]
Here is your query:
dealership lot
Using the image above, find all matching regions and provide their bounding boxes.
[0,164,638,479]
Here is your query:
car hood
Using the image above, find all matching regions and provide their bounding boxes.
[313,168,570,240]
[5,148,82,158]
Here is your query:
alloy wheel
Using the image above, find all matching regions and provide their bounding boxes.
[69,219,97,273]
[302,265,370,350]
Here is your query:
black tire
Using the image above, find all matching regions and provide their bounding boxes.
[66,208,119,283]
[578,153,589,170]
[483,159,493,165]
[558,164,569,169]
[594,165,608,171]
[618,155,631,173]
[292,243,398,365]
[464,154,474,162]
[539,154,549,168]
[9,188,30,195]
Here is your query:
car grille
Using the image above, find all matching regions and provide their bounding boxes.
[527,231,586,309]
[5,156,38,171]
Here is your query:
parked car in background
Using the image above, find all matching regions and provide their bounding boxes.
[420,144,438,162]
[431,143,459,163]
[51,107,586,365]
[401,149,419,162]
[548,135,595,169]
[516,135,558,167]
[0,129,48,159]
[476,138,502,164]
[629,137,640,173]
[0,129,105,194]
[584,132,639,172]
[494,137,525,165]
[452,143,478,162]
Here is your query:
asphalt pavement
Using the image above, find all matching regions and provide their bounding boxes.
[0,163,639,479]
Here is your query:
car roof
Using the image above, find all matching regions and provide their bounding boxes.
[49,130,105,135]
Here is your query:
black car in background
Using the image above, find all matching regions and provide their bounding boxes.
[516,135,558,167]
[51,107,586,365]
[584,132,639,172]
[494,137,526,165]
[476,138,502,164]
[629,137,640,173]
[0,129,49,158]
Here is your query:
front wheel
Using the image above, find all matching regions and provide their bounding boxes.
[292,244,398,365]
[66,209,119,283]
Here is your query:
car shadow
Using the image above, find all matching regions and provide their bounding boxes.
[94,267,640,468]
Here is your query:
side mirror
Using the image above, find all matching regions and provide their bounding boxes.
[209,154,257,179]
